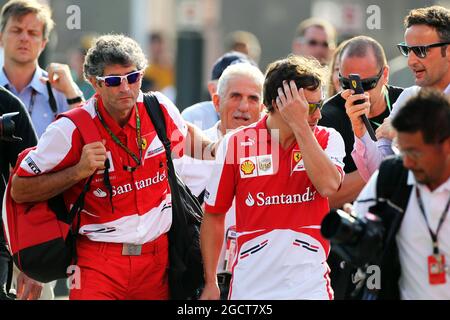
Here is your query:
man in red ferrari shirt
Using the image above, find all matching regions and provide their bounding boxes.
[200,55,345,300]
[9,34,213,300]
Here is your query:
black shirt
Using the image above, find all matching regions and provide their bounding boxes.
[0,86,38,269]
[319,85,404,174]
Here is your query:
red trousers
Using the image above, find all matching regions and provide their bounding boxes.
[69,234,169,300]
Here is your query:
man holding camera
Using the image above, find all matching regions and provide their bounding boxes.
[0,86,38,300]
[353,88,450,299]
[319,36,403,210]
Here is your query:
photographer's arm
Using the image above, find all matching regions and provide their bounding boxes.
[11,142,106,203]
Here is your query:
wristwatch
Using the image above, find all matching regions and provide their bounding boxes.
[66,96,83,104]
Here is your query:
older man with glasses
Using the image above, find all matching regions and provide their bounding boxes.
[351,5,450,182]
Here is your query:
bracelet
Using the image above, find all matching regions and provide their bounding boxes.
[66,96,83,104]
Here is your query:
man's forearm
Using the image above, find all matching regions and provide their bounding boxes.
[328,170,366,209]
[200,212,225,284]
[185,122,214,160]
[11,164,83,204]
[294,124,341,196]
[352,133,394,182]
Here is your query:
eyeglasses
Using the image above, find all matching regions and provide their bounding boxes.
[397,42,450,59]
[308,101,323,114]
[339,68,384,91]
[301,38,329,48]
[96,70,143,87]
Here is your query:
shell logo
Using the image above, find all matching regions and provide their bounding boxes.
[241,160,255,175]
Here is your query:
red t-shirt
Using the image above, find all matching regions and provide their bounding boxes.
[204,115,345,299]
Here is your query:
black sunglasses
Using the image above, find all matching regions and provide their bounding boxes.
[397,42,450,59]
[339,68,384,91]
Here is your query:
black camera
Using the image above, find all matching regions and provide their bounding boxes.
[321,209,385,268]
[0,112,22,142]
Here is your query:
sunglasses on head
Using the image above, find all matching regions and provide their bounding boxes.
[397,42,450,59]
[308,101,323,114]
[339,68,384,91]
[96,70,143,87]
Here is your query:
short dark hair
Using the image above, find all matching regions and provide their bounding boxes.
[392,88,450,144]
[404,6,450,42]
[340,36,387,71]
[0,0,54,40]
[263,55,325,113]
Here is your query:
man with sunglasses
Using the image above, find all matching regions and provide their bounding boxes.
[352,6,450,182]
[319,36,403,210]
[292,17,337,66]
[318,35,403,299]
[200,55,345,300]
[10,34,214,300]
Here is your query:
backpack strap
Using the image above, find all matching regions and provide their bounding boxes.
[56,107,101,144]
[142,93,188,228]
[45,81,58,115]
[376,155,413,243]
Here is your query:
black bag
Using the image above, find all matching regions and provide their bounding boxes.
[143,93,204,300]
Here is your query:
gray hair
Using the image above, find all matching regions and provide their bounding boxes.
[84,34,147,80]
[217,63,264,98]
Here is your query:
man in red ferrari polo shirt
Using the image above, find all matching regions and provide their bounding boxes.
[10,34,213,300]
[200,55,345,300]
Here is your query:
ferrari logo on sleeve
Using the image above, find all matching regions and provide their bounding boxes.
[293,151,302,163]
[291,150,305,173]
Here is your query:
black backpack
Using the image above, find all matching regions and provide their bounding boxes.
[143,93,204,300]
[354,155,413,300]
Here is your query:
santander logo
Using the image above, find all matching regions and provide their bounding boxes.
[245,193,255,207]
[245,187,317,207]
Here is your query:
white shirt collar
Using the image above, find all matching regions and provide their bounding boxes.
[408,171,450,193]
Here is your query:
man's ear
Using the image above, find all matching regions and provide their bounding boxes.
[382,65,390,85]
[212,93,220,113]
[89,77,102,93]
[207,81,217,99]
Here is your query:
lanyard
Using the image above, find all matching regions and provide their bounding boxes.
[28,89,37,116]
[415,187,450,255]
[370,88,391,128]
[94,100,143,172]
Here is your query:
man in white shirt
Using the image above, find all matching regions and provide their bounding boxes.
[353,88,450,299]
[350,5,450,181]
[175,63,265,298]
